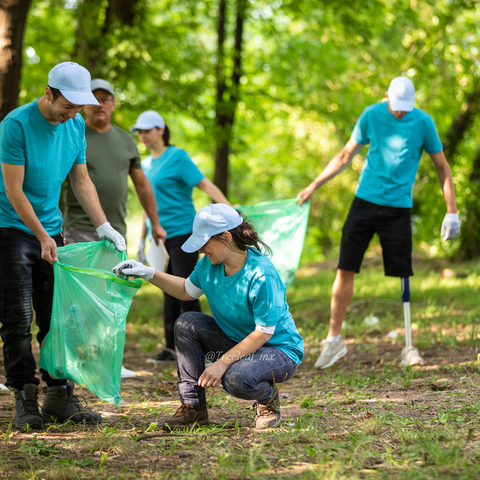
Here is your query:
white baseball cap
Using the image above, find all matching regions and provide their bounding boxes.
[387,77,415,112]
[91,78,115,97]
[48,62,99,105]
[130,111,165,132]
[182,204,243,253]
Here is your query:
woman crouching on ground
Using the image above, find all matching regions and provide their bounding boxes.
[113,204,304,429]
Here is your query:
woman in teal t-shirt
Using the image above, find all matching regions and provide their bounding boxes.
[131,111,229,363]
[113,203,304,430]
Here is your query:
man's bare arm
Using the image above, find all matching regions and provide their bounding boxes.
[68,163,107,228]
[1,163,58,263]
[297,138,365,205]
[430,150,457,213]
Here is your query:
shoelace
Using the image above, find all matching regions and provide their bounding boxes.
[20,397,42,416]
[255,390,279,417]
[64,393,96,423]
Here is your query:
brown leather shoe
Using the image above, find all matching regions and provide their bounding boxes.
[161,404,209,430]
[255,388,281,429]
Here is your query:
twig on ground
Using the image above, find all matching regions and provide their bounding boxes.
[137,432,234,442]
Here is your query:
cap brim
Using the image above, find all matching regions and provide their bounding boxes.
[389,99,414,112]
[130,122,163,133]
[181,233,211,253]
[61,90,100,106]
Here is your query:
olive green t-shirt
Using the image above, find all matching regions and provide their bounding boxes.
[63,125,141,235]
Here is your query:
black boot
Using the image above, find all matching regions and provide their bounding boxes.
[13,384,44,430]
[41,381,102,424]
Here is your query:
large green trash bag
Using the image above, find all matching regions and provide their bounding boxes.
[238,199,310,289]
[39,240,142,406]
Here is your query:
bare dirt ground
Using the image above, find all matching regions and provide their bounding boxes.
[1,339,479,479]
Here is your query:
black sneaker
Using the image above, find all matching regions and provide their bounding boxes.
[146,348,177,364]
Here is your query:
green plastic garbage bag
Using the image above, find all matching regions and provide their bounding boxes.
[238,198,310,289]
[39,240,142,406]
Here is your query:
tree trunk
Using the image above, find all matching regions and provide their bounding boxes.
[443,80,480,160]
[213,0,246,197]
[213,0,228,195]
[72,0,140,77]
[458,146,480,259]
[0,0,31,121]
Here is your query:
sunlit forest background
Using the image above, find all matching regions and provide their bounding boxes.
[9,0,480,263]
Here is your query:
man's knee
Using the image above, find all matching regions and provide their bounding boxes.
[336,269,355,283]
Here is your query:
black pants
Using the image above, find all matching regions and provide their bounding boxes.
[0,228,67,389]
[163,233,201,350]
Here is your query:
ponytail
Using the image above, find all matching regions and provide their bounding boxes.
[213,216,272,257]
[163,124,171,146]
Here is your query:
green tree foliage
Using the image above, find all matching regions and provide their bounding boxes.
[18,0,480,261]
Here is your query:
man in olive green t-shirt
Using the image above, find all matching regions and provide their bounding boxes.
[63,79,166,244]
[63,79,166,379]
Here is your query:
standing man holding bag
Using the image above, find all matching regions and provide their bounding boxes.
[0,62,125,429]
[298,77,460,369]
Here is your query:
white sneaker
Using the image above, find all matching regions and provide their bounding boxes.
[401,346,424,366]
[121,366,136,378]
[314,340,348,369]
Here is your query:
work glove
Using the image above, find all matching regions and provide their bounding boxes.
[113,259,155,281]
[137,238,147,263]
[441,213,460,241]
[96,222,126,251]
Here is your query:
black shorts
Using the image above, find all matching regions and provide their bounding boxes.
[337,197,413,277]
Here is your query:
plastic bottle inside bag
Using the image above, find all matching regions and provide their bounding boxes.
[66,305,89,361]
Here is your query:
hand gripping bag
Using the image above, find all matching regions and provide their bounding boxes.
[238,199,310,289]
[39,240,141,406]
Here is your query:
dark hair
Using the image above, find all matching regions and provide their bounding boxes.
[48,86,62,101]
[212,215,272,257]
[163,124,171,146]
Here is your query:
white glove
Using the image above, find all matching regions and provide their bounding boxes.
[96,222,126,251]
[113,259,155,281]
[441,213,460,241]
[137,238,147,263]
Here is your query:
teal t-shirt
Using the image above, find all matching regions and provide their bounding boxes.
[188,248,304,365]
[141,146,205,239]
[351,102,443,208]
[0,100,86,236]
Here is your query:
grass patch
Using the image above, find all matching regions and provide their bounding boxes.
[1,254,480,479]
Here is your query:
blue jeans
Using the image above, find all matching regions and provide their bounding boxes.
[0,228,67,389]
[174,312,298,406]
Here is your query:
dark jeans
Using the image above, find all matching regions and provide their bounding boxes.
[174,312,298,406]
[0,228,67,389]
[164,233,201,350]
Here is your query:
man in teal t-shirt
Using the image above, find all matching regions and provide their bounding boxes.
[297,77,460,369]
[0,62,125,430]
